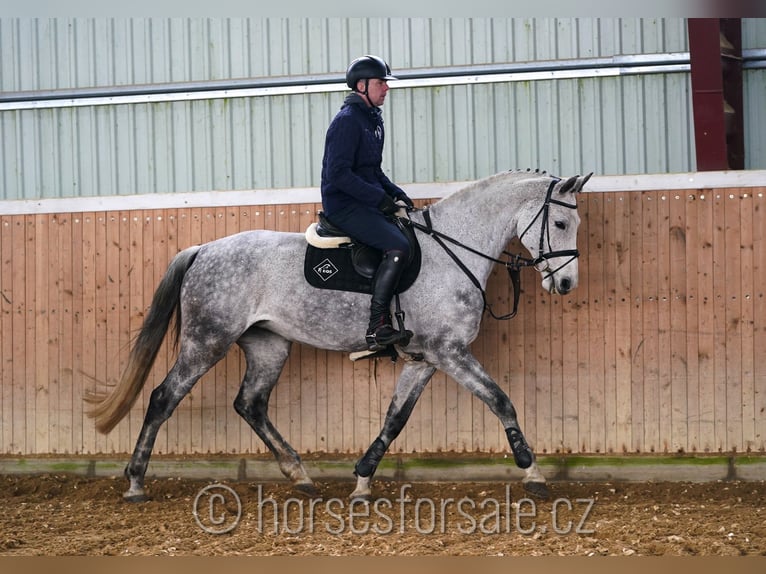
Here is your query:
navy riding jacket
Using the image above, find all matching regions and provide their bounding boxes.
[320,93,405,217]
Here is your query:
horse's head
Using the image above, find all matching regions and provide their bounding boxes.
[517,173,592,295]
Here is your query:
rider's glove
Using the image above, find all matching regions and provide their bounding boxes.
[377,194,399,215]
[395,191,415,209]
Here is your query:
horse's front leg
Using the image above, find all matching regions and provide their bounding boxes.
[438,346,550,500]
[350,361,437,501]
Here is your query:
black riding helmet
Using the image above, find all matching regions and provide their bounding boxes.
[345,55,397,92]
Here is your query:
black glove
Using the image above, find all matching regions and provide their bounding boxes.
[396,192,415,209]
[377,194,399,215]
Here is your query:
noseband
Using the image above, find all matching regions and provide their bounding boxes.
[410,176,579,319]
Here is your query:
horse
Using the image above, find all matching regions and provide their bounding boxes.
[85,169,592,502]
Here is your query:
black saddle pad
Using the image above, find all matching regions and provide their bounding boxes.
[304,222,421,295]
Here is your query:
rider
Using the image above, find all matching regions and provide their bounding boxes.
[320,55,415,352]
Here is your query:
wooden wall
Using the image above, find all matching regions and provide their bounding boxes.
[1,187,765,456]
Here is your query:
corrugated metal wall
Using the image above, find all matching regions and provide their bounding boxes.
[0,18,764,201]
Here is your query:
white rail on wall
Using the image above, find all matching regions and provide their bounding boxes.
[1,170,765,216]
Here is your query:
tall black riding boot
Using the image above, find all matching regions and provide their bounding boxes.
[366,249,408,351]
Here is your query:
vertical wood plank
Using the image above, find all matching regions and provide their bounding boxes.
[573,196,600,452]
[560,230,579,452]
[752,188,766,452]
[613,193,633,452]
[1,216,16,452]
[533,269,552,453]
[669,192,689,452]
[712,192,728,451]
[683,192,701,452]
[724,191,744,451]
[586,193,606,452]
[93,213,109,453]
[80,213,97,454]
[58,214,74,454]
[629,193,645,452]
[70,213,84,453]
[738,191,755,452]
[34,215,50,454]
[696,191,716,451]
[326,348,344,453]
[340,349,356,453]
[12,217,30,454]
[656,192,672,453]
[642,192,661,453]
[601,194,618,452]
[47,215,62,454]
[547,286,563,454]
[24,215,40,454]
[443,372,459,452]
[353,356,371,454]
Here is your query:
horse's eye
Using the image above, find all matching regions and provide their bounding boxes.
[554,221,567,230]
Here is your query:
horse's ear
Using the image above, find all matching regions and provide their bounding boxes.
[559,172,593,195]
[578,172,593,192]
[558,175,579,194]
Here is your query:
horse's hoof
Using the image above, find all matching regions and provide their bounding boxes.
[349,493,372,504]
[294,482,319,497]
[122,490,149,503]
[524,481,550,500]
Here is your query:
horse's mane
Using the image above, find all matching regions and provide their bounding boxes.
[435,168,558,207]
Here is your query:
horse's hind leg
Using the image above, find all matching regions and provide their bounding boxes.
[124,346,227,501]
[233,329,315,495]
[350,361,437,501]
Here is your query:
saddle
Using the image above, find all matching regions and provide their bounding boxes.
[303,212,421,295]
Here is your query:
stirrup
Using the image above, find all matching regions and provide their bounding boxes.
[365,324,407,352]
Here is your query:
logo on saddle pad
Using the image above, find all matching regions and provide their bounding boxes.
[313,258,339,282]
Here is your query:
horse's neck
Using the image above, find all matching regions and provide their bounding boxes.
[426,177,528,257]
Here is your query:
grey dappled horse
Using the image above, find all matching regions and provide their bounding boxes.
[86,169,592,502]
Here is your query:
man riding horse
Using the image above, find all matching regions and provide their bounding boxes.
[320,55,415,352]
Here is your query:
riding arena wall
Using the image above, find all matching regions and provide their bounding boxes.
[1,17,765,468]
[1,172,765,460]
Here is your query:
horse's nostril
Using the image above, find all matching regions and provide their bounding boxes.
[559,278,571,293]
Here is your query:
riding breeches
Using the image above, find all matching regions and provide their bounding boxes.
[324,202,410,257]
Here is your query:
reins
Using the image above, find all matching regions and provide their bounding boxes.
[406,177,579,320]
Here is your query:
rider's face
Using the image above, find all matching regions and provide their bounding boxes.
[358,78,390,107]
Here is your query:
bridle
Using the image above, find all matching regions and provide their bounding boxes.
[516,176,580,285]
[407,176,579,320]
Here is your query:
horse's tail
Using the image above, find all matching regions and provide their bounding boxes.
[84,245,201,434]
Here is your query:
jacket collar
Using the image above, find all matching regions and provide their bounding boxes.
[343,92,382,118]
